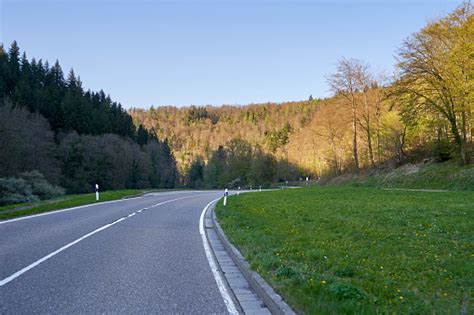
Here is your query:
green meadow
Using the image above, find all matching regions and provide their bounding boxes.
[216,187,473,314]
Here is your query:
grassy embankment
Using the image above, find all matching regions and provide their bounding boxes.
[324,160,474,191]
[0,189,149,220]
[216,187,473,314]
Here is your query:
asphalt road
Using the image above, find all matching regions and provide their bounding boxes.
[0,191,230,314]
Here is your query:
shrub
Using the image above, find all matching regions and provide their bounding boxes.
[275,265,297,278]
[433,140,452,162]
[19,170,65,200]
[0,171,65,206]
[0,177,39,205]
[328,282,367,300]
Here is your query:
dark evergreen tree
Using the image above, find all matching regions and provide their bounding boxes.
[0,45,7,100]
[13,52,35,110]
[4,41,21,97]
[146,140,178,188]
[137,125,149,146]
[187,157,204,188]
[42,60,66,130]
[203,145,226,188]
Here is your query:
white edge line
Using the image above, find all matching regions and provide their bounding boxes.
[0,191,211,225]
[0,193,209,287]
[199,198,239,315]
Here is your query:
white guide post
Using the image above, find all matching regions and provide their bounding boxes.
[237,187,240,196]
[223,188,228,206]
[95,184,99,201]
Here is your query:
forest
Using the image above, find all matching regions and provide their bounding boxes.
[0,42,178,204]
[131,3,473,182]
[0,2,472,204]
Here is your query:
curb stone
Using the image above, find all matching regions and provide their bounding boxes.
[210,203,296,315]
[204,200,267,314]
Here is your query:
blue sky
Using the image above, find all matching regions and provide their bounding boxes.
[0,0,463,108]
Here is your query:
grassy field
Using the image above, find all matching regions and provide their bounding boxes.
[325,161,474,191]
[216,187,473,314]
[0,189,149,220]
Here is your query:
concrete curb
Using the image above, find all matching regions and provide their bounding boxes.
[210,204,296,315]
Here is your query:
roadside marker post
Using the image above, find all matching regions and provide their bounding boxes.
[237,187,240,195]
[95,184,99,201]
[259,185,262,192]
[223,188,228,206]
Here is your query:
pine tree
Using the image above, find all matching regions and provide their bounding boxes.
[137,125,149,146]
[0,45,8,101]
[5,41,21,96]
[13,52,35,110]
[187,157,204,188]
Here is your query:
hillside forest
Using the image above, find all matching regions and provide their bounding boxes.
[0,43,178,204]
[0,2,472,203]
[131,3,473,186]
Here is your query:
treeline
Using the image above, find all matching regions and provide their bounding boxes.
[130,101,318,174]
[131,2,473,180]
[187,139,301,188]
[0,43,178,200]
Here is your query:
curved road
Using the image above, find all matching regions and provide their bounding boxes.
[0,191,231,313]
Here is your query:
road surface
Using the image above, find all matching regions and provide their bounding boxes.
[0,191,231,313]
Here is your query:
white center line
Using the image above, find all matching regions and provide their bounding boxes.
[0,193,209,287]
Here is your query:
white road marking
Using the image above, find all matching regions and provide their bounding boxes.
[0,193,208,287]
[0,191,210,225]
[199,198,239,315]
[0,197,142,225]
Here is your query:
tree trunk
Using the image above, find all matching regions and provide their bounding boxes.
[352,98,360,170]
[367,129,374,166]
[450,117,467,165]
[375,92,382,167]
[364,93,375,166]
[460,105,470,164]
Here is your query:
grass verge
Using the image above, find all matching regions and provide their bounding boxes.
[216,187,473,314]
[0,189,149,220]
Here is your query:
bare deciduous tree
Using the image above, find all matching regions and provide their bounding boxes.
[327,58,370,170]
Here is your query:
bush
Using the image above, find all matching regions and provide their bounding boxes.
[433,140,452,162]
[275,265,297,278]
[0,171,65,206]
[0,177,39,205]
[328,282,367,300]
[19,170,65,200]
